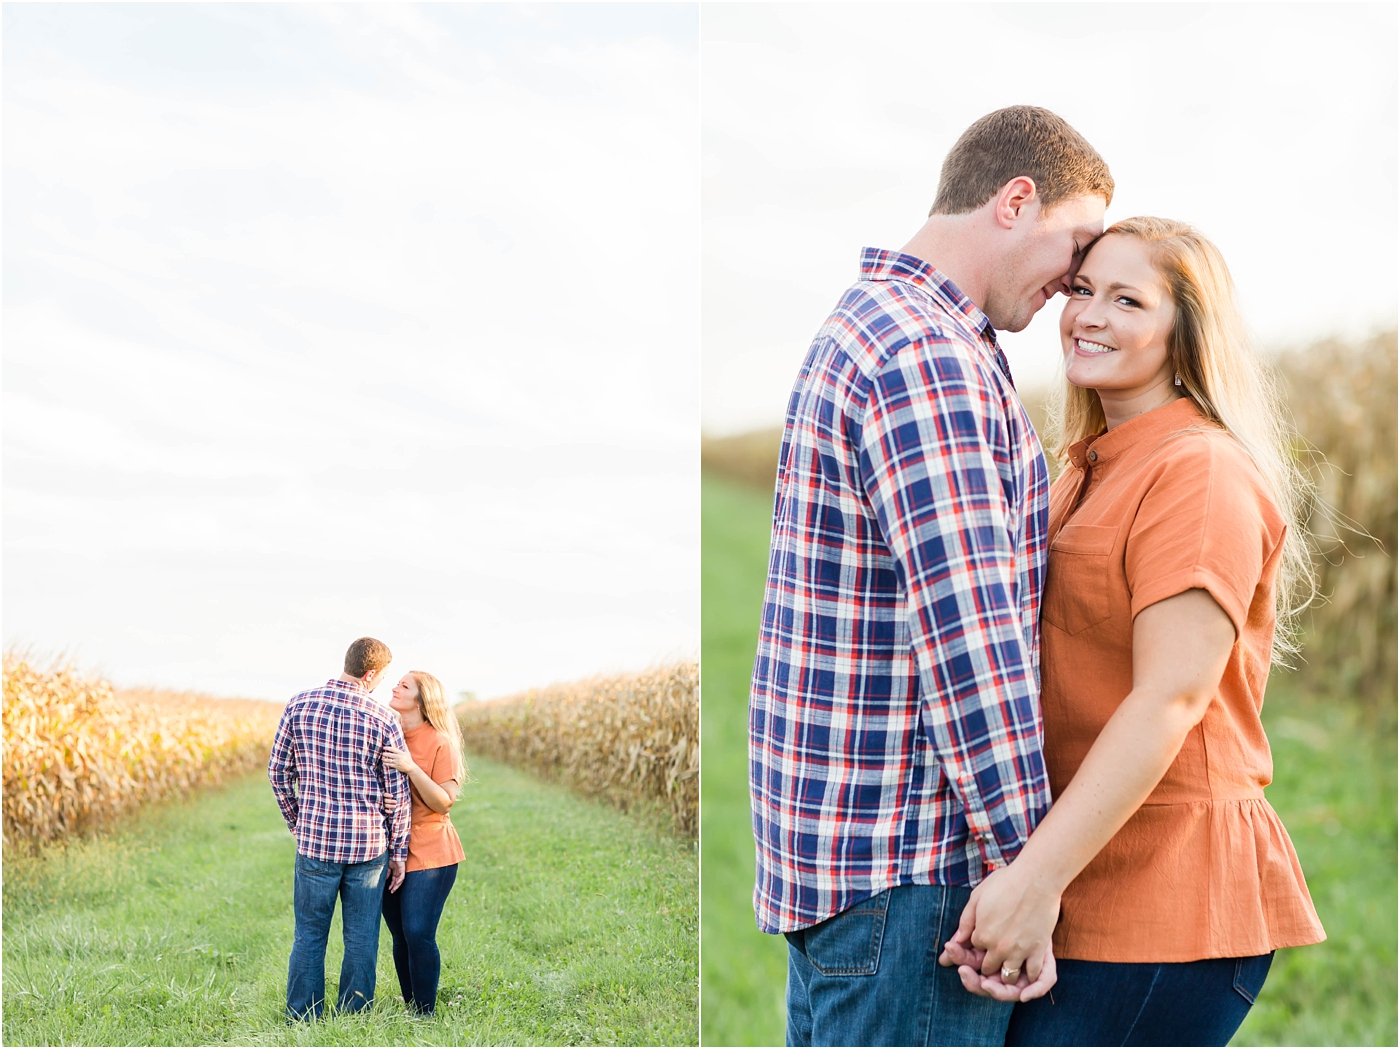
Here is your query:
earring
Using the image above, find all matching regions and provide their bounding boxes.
[1174,372,1182,387]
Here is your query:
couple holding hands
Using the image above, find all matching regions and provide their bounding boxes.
[748,106,1325,1046]
[267,637,466,1021]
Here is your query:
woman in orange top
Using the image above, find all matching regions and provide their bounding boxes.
[942,217,1324,1045]
[382,670,467,1015]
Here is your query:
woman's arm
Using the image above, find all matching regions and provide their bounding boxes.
[943,587,1237,998]
[384,748,458,815]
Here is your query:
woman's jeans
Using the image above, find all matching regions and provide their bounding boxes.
[381,863,458,1014]
[286,850,388,1021]
[783,885,1013,1046]
[1006,953,1274,1046]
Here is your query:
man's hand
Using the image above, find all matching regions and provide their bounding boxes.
[387,859,405,893]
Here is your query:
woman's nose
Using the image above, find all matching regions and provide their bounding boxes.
[1077,296,1108,328]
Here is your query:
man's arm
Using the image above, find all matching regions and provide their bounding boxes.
[379,719,412,880]
[858,334,1050,871]
[266,706,300,832]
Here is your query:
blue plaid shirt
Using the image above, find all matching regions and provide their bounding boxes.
[749,248,1053,934]
[268,678,411,864]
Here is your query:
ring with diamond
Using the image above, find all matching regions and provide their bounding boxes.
[1000,965,1021,982]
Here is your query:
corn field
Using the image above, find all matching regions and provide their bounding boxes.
[1277,331,1397,718]
[458,662,699,835]
[2,654,284,849]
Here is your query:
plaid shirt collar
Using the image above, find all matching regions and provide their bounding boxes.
[326,676,371,699]
[860,247,1014,387]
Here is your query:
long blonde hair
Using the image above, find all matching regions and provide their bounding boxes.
[1047,216,1316,661]
[407,670,468,786]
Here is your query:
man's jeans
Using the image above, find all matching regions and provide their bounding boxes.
[287,850,388,1021]
[784,884,1012,1047]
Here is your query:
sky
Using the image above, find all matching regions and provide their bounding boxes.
[702,2,1399,435]
[3,3,699,701]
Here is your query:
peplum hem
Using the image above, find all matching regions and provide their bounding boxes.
[1053,796,1326,964]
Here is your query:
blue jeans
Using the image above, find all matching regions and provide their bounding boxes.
[286,850,388,1020]
[381,864,458,1014]
[784,885,1013,1047]
[1006,953,1274,1046]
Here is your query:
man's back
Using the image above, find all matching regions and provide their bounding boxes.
[749,247,1053,935]
[268,678,409,864]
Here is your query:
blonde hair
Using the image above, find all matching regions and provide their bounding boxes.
[407,671,468,787]
[1048,216,1316,661]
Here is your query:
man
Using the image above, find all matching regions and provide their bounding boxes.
[748,106,1112,1046]
[268,636,411,1021]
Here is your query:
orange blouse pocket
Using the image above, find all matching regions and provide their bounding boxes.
[1043,523,1119,635]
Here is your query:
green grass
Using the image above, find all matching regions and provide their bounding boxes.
[700,474,788,1047]
[3,756,698,1046]
[699,470,1397,1047]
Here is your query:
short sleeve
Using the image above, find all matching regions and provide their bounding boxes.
[431,735,462,785]
[1124,436,1283,635]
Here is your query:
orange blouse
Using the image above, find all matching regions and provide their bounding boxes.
[403,722,466,873]
[1042,397,1324,963]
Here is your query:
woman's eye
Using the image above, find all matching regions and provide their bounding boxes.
[1072,285,1091,296]
[1117,296,1140,308]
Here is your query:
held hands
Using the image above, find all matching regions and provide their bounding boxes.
[383,747,417,775]
[387,859,405,894]
[936,864,1062,1002]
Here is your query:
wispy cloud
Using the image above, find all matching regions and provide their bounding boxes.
[4,3,700,700]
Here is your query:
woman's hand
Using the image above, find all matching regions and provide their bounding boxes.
[942,938,1058,1002]
[939,863,1061,994]
[383,747,417,774]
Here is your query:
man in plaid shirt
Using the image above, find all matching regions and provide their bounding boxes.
[268,636,410,1021]
[749,107,1113,1046]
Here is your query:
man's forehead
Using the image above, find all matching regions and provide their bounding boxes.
[1047,192,1108,233]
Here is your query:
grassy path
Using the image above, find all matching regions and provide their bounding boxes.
[4,756,698,1046]
[700,471,1396,1047]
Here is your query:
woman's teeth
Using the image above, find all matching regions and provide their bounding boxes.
[1077,339,1115,355]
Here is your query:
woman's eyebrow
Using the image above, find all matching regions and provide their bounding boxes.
[1105,281,1144,294]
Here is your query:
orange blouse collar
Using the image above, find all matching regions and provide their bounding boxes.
[1066,396,1206,470]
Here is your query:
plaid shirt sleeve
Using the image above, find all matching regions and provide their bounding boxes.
[381,719,411,863]
[858,333,1049,869]
[267,705,300,832]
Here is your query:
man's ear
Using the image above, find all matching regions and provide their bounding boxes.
[993,176,1038,230]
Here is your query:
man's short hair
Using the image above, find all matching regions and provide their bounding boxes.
[344,637,392,679]
[930,105,1113,216]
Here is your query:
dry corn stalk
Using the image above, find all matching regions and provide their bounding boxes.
[3,654,283,849]
[1277,330,1398,715]
[457,662,699,834]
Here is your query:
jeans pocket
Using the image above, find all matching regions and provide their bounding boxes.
[295,852,337,876]
[1232,953,1274,1005]
[802,890,890,976]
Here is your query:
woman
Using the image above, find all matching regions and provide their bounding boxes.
[382,670,467,1016]
[944,217,1325,1046]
